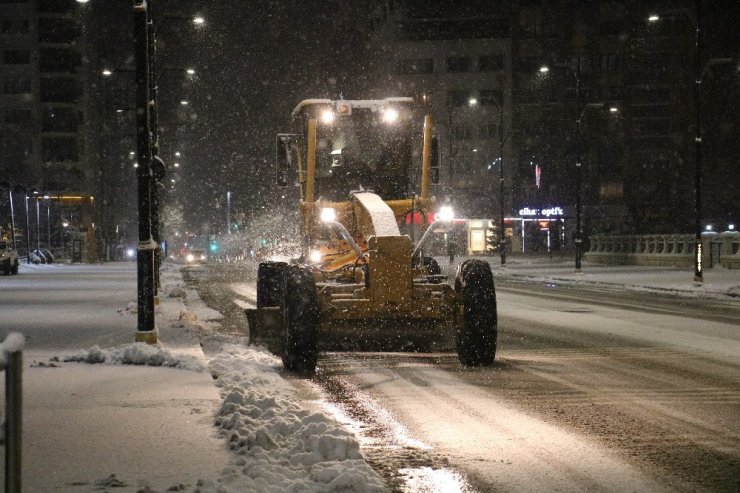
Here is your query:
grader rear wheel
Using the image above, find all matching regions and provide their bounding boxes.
[282,265,320,374]
[455,259,497,366]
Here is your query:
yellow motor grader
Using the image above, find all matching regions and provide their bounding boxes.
[245,98,497,373]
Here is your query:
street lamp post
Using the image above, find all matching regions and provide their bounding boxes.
[134,0,157,343]
[23,193,31,264]
[540,61,586,272]
[494,115,520,267]
[226,191,232,235]
[648,5,732,284]
[540,62,617,272]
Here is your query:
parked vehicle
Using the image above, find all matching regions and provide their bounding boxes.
[0,240,20,275]
[39,248,55,264]
[32,249,48,264]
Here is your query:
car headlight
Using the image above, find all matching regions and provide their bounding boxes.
[186,253,195,262]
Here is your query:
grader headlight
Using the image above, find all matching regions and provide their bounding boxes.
[382,107,399,124]
[437,205,454,222]
[309,250,323,264]
[320,207,337,223]
[320,109,335,124]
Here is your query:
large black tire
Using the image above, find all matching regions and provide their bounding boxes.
[2,262,9,276]
[256,261,287,308]
[282,265,320,374]
[11,260,19,275]
[454,259,497,366]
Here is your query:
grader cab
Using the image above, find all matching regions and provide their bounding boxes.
[245,98,497,374]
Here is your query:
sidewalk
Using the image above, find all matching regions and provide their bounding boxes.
[436,255,740,299]
[3,264,230,492]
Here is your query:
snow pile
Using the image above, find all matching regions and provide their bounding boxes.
[58,342,206,371]
[0,332,25,367]
[352,192,401,237]
[201,340,385,493]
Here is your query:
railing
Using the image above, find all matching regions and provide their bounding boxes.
[1,333,24,493]
[586,232,740,269]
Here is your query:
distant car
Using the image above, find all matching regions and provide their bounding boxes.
[0,240,20,275]
[184,250,207,264]
[29,250,43,265]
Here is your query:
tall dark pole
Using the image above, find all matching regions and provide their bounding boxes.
[35,197,40,252]
[498,108,506,266]
[8,189,17,252]
[693,0,703,283]
[574,58,583,273]
[134,0,157,343]
[23,195,30,264]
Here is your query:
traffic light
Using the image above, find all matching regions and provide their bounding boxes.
[209,240,220,253]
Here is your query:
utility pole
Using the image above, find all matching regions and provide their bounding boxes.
[574,57,583,273]
[134,0,157,343]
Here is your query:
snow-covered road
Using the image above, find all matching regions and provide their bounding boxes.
[191,261,740,492]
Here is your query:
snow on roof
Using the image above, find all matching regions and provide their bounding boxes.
[352,192,401,237]
[291,97,415,118]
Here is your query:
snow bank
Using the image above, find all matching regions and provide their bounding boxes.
[0,332,25,367]
[57,342,206,371]
[202,340,385,493]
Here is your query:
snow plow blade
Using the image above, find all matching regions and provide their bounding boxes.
[244,307,283,354]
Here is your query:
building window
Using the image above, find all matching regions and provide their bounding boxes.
[40,47,81,73]
[447,56,472,73]
[395,58,433,75]
[450,124,473,140]
[599,183,623,199]
[569,55,592,74]
[4,109,32,126]
[479,89,503,106]
[40,77,78,103]
[519,19,543,38]
[516,56,543,73]
[3,78,31,94]
[3,49,31,64]
[599,53,623,72]
[479,54,504,72]
[1,18,30,34]
[447,89,472,107]
[42,107,78,132]
[599,86,625,100]
[479,123,498,139]
[42,136,78,162]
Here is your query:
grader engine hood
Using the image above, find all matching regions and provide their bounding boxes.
[350,192,412,304]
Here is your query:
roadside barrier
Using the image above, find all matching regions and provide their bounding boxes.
[0,333,23,493]
[587,232,739,269]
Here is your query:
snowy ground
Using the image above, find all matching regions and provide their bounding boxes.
[156,264,386,492]
[4,258,738,492]
[437,255,740,299]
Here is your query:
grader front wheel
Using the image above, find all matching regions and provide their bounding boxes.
[282,265,320,374]
[455,259,497,366]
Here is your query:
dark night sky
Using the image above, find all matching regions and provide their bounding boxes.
[152,1,375,232]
